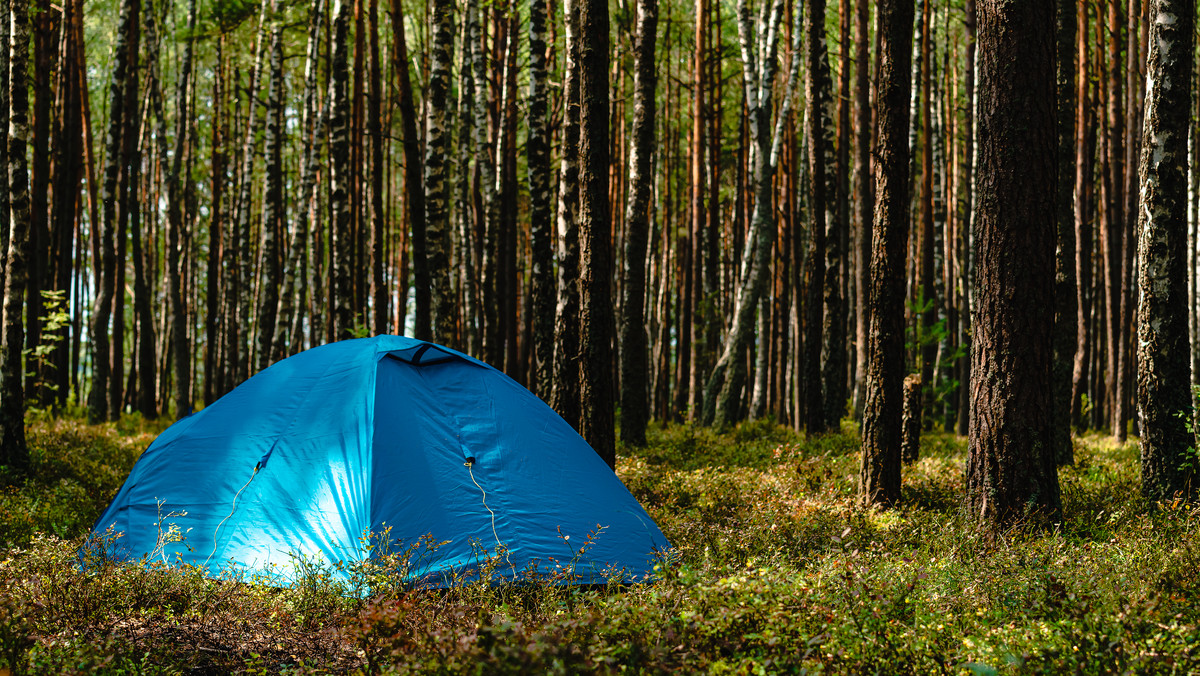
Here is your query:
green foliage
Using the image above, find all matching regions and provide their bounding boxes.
[906,292,967,419]
[3,419,1200,672]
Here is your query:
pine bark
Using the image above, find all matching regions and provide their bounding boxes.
[965,0,1061,528]
[805,0,832,434]
[1137,0,1194,501]
[1052,0,1077,463]
[577,0,615,467]
[824,0,851,429]
[619,0,658,447]
[204,40,225,404]
[368,0,385,336]
[852,0,873,421]
[389,0,424,340]
[90,0,138,421]
[329,0,354,339]
[1070,0,1091,431]
[527,0,552,397]
[819,0,847,430]
[859,0,914,508]
[914,0,935,414]
[687,0,708,419]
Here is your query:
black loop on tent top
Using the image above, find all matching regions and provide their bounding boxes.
[383,343,465,367]
[412,344,432,364]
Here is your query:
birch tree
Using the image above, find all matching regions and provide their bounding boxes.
[425,0,455,345]
[1,0,31,468]
[701,0,801,429]
[1137,0,1195,501]
[619,0,659,447]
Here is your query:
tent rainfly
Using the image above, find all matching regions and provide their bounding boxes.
[92,335,669,585]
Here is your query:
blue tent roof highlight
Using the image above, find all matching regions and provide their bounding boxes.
[93,335,669,585]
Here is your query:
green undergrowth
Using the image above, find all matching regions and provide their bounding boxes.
[2,417,1200,673]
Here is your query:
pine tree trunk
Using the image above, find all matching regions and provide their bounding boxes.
[48,0,83,407]
[956,0,976,436]
[1052,0,1077,463]
[528,0,554,397]
[1,0,31,469]
[166,0,196,414]
[859,0,914,508]
[687,0,707,420]
[424,0,455,345]
[138,0,173,419]
[389,0,424,340]
[90,0,139,422]
[1137,0,1194,501]
[915,0,936,417]
[329,0,354,339]
[577,0,615,467]
[1070,0,1091,431]
[822,0,850,430]
[618,0,658,447]
[965,0,1061,528]
[204,39,225,404]
[368,0,386,337]
[852,0,872,421]
[805,0,831,434]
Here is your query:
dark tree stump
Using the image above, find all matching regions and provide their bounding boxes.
[901,374,923,465]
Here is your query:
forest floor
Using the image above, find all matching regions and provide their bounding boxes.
[1,413,1199,673]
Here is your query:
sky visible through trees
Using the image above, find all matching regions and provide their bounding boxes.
[0,0,1197,515]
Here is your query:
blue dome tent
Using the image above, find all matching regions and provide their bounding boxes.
[92,336,669,586]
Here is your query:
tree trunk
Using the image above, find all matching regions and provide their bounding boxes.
[1070,0,1091,432]
[368,0,385,337]
[687,0,707,420]
[1,0,31,469]
[1137,0,1194,501]
[701,0,799,429]
[618,0,658,447]
[425,0,455,345]
[204,39,225,404]
[956,0,976,436]
[276,0,323,358]
[550,0,581,429]
[90,0,138,422]
[329,0,354,339]
[914,0,935,417]
[859,0,914,508]
[389,0,424,339]
[901,374,922,464]
[528,0,554,396]
[821,0,849,430]
[965,0,1061,529]
[852,0,872,420]
[256,14,284,370]
[577,0,614,467]
[1052,0,1076,463]
[805,0,831,434]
